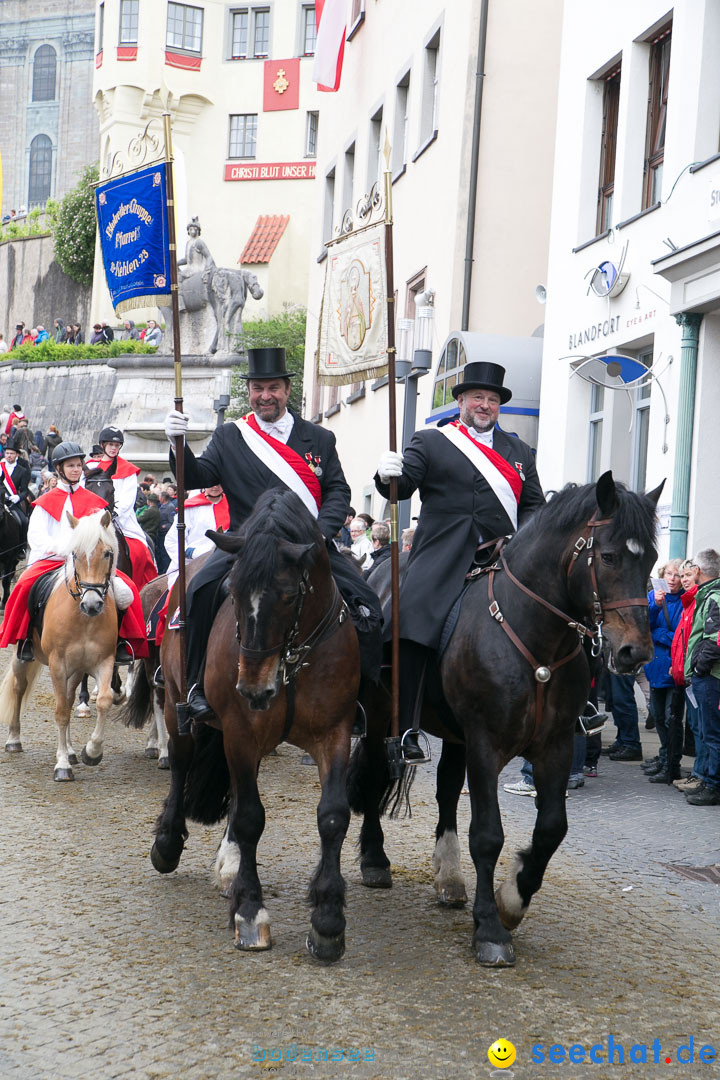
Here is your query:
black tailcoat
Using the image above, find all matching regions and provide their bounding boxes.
[375,426,545,648]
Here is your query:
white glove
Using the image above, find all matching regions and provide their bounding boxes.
[377,450,404,482]
[164,410,189,442]
[8,493,20,504]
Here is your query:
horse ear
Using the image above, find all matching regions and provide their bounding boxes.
[645,479,665,507]
[595,471,618,517]
[208,529,243,554]
[279,541,315,567]
[100,509,112,527]
[66,511,79,529]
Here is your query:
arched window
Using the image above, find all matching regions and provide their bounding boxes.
[431,335,466,411]
[28,135,53,206]
[32,45,57,102]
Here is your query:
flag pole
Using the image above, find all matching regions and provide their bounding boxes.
[162,109,189,715]
[382,134,402,760]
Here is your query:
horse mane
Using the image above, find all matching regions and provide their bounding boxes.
[512,480,658,557]
[59,509,119,563]
[231,490,323,593]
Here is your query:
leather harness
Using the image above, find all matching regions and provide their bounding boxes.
[475,513,649,745]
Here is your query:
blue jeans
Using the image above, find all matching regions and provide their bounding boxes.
[691,676,720,790]
[521,734,585,782]
[607,673,641,751]
[685,694,708,781]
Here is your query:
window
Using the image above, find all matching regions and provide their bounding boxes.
[231,11,248,56]
[32,45,57,102]
[119,0,139,44]
[253,8,270,57]
[28,134,53,207]
[643,25,671,209]
[431,333,466,411]
[587,383,605,482]
[166,2,203,53]
[596,66,621,234]
[342,142,355,221]
[631,352,652,491]
[391,73,410,178]
[98,2,105,52]
[420,30,440,145]
[305,111,318,157]
[302,4,316,55]
[322,167,335,247]
[348,0,365,37]
[367,106,383,194]
[228,114,257,158]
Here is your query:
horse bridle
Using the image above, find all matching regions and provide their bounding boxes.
[482,511,649,743]
[235,569,348,686]
[66,551,114,603]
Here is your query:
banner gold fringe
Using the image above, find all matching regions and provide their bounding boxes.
[115,293,171,316]
[316,364,389,387]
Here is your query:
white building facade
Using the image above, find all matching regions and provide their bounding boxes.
[91,0,324,325]
[537,0,720,559]
[303,0,562,521]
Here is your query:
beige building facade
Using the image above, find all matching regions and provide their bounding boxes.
[91,0,324,327]
[303,0,562,520]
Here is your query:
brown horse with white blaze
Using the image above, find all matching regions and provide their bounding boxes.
[151,489,360,961]
[1,510,121,781]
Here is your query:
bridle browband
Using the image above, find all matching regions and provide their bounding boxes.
[480,511,649,744]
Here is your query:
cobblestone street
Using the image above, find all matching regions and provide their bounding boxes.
[1,658,719,1080]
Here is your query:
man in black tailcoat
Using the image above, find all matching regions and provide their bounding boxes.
[165,347,382,722]
[1,446,32,527]
[375,360,545,760]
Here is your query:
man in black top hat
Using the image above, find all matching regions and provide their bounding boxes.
[375,360,545,761]
[164,347,382,725]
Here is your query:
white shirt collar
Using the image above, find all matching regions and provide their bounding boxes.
[254,409,294,444]
[464,424,494,446]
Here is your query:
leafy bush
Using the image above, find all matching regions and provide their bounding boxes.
[7,340,157,363]
[228,307,307,416]
[49,164,99,287]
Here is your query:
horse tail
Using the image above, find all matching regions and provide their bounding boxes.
[347,736,416,820]
[0,659,42,716]
[117,661,152,729]
[183,725,231,825]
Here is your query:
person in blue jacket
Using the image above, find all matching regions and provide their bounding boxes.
[644,559,685,783]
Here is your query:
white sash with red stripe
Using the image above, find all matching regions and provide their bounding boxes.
[438,424,519,529]
[234,419,319,519]
[1,461,18,497]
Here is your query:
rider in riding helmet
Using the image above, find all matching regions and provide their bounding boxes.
[0,441,148,665]
[86,426,157,590]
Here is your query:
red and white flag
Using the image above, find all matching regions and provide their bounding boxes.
[313,0,346,92]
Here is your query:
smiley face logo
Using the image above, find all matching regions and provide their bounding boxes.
[488,1039,516,1069]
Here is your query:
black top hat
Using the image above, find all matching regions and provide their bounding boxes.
[451,361,512,404]
[241,347,295,381]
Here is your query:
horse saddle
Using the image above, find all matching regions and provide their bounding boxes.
[27,569,61,640]
[146,588,169,641]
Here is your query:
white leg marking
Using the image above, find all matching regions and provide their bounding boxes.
[496,854,530,929]
[213,829,241,894]
[432,831,467,903]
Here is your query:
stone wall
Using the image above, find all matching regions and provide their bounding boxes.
[0,234,92,341]
[0,355,240,471]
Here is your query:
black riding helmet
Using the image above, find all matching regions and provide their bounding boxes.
[98,426,124,447]
[52,441,86,466]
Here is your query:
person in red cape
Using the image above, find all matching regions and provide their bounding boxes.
[375,360,546,761]
[85,426,157,590]
[0,441,148,664]
[164,346,382,725]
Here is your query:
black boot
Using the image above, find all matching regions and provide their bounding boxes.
[184,684,215,723]
[16,638,34,663]
[115,639,134,666]
[648,768,681,784]
[401,730,430,764]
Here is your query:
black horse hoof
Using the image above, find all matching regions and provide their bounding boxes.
[235,913,272,951]
[361,865,392,889]
[144,747,159,759]
[306,928,345,963]
[68,752,79,765]
[475,940,516,967]
[150,840,182,875]
[81,747,103,767]
[4,741,23,753]
[158,756,170,771]
[53,766,75,782]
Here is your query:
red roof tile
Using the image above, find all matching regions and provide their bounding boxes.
[239,214,290,264]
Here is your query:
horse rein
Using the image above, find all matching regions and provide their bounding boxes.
[235,569,348,686]
[482,511,648,744]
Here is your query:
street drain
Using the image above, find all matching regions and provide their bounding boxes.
[664,863,720,884]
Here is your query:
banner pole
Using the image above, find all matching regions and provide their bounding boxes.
[162,109,188,707]
[382,138,401,744]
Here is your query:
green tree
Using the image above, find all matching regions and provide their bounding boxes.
[50,164,99,287]
[228,307,307,416]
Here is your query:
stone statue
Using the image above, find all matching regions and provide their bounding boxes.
[159,217,264,355]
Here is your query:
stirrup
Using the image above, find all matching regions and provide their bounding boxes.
[153,665,165,688]
[16,638,34,663]
[352,701,367,738]
[577,704,608,737]
[115,639,135,666]
[401,729,431,765]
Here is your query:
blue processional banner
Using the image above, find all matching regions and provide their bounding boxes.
[95,163,172,315]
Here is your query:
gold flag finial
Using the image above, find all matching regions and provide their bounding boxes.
[383,128,392,172]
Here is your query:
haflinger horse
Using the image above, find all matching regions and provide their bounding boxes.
[349,472,661,967]
[151,490,360,961]
[0,510,121,781]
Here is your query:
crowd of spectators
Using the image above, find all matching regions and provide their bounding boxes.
[3,317,163,350]
[135,473,177,573]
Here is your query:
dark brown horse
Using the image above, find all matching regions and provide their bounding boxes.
[151,490,360,961]
[350,472,662,967]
